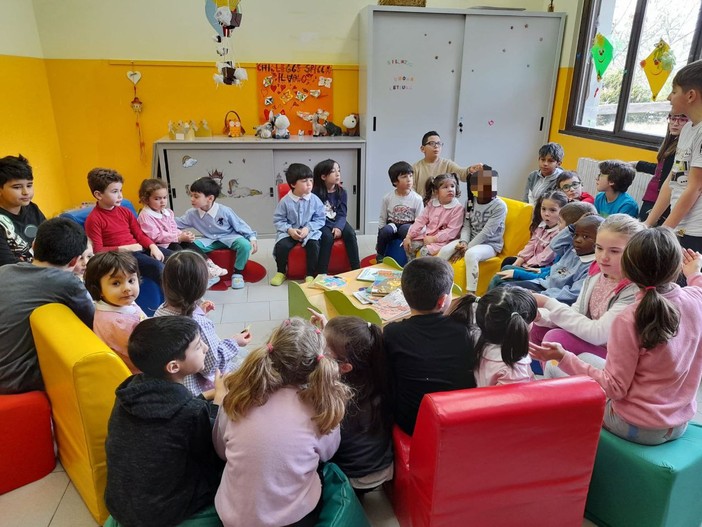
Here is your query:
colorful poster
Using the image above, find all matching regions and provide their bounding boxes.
[256,63,333,135]
[640,39,676,101]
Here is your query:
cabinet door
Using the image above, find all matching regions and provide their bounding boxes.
[363,10,466,232]
[455,12,565,201]
[165,149,277,235]
[272,150,359,229]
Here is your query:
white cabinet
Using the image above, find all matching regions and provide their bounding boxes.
[152,136,366,237]
[359,6,565,232]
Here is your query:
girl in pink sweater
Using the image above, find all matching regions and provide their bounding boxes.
[530,227,702,445]
[213,318,352,527]
[403,173,463,260]
[137,179,226,279]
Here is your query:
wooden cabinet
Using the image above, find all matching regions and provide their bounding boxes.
[152,136,366,237]
[359,6,565,232]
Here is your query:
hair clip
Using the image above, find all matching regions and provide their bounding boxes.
[266,343,273,353]
[316,353,324,362]
[511,311,520,318]
[644,286,657,291]
[283,319,291,326]
[315,328,321,335]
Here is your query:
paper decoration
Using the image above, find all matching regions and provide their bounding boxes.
[256,63,334,134]
[590,33,613,81]
[640,39,676,101]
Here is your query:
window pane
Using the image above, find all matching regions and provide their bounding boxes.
[575,0,636,131]
[623,0,702,137]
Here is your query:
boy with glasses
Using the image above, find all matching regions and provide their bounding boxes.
[556,171,594,204]
[412,130,482,196]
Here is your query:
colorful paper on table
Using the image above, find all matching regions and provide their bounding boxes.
[590,33,613,82]
[375,289,411,322]
[640,39,676,101]
[356,268,402,282]
[309,275,347,291]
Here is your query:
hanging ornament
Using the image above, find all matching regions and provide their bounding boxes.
[127,65,146,162]
[590,33,613,82]
[640,39,676,101]
[205,0,245,87]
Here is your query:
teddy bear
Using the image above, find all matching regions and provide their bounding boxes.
[342,114,360,136]
[273,112,291,139]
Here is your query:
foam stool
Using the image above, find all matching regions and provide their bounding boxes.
[385,238,408,267]
[286,240,351,279]
[586,424,702,527]
[0,391,56,494]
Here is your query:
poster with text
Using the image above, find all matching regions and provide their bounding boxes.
[257,63,334,135]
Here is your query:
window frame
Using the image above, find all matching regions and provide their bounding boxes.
[564,0,702,150]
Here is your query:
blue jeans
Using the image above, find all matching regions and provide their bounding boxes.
[132,248,172,285]
[376,223,412,257]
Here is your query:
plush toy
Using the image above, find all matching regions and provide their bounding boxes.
[255,122,273,139]
[297,110,329,136]
[273,112,291,139]
[342,114,360,136]
[325,121,342,136]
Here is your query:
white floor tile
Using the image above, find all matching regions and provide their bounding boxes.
[248,283,288,302]
[204,287,248,305]
[0,471,69,527]
[221,301,270,323]
[246,319,287,349]
[269,300,289,320]
[48,482,98,527]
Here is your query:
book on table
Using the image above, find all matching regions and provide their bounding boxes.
[374,289,411,322]
[308,274,347,291]
[356,267,402,282]
[370,276,402,296]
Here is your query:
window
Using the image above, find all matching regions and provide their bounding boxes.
[567,0,702,147]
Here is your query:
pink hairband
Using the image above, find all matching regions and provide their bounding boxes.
[266,343,273,353]
[316,353,324,362]
[645,286,657,291]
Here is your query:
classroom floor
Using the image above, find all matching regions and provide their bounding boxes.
[1,235,700,526]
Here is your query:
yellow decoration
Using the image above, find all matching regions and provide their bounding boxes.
[640,39,676,101]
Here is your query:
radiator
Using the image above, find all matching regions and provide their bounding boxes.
[575,158,653,207]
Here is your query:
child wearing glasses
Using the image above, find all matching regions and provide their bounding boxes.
[633,113,687,223]
[412,130,482,197]
[523,143,565,205]
[556,171,594,204]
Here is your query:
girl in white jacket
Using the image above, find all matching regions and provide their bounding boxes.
[529,214,645,359]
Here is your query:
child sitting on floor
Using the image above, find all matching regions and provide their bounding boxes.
[176,177,257,290]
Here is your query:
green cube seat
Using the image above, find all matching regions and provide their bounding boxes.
[586,423,702,527]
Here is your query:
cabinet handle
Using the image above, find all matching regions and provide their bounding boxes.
[373,117,376,132]
[269,187,274,197]
[172,188,177,198]
[539,117,544,132]
[353,185,357,195]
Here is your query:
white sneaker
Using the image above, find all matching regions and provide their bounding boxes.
[206,259,228,277]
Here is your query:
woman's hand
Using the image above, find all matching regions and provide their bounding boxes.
[528,341,566,362]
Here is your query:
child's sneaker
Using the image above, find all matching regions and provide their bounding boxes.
[207,276,220,289]
[270,272,286,286]
[206,259,228,277]
[305,276,315,283]
[231,274,245,290]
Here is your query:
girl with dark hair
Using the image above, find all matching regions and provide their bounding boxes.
[310,313,393,495]
[530,227,702,445]
[154,250,250,395]
[450,287,537,387]
[312,159,360,274]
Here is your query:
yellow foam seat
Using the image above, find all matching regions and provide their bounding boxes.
[31,303,130,525]
[451,197,533,296]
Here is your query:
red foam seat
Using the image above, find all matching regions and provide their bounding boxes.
[390,377,605,527]
[0,391,56,494]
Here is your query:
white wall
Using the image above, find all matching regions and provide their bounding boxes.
[29,0,559,63]
[0,0,43,57]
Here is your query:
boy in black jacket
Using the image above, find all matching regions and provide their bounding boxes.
[105,316,224,527]
[384,257,476,435]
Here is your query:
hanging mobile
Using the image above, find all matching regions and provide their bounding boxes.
[127,64,146,162]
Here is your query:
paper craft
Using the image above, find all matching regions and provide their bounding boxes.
[263,76,273,87]
[590,33,613,81]
[296,91,308,102]
[319,76,332,88]
[309,89,321,98]
[356,268,402,282]
[640,39,675,101]
[264,96,274,105]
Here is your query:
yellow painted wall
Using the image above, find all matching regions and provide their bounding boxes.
[0,55,71,217]
[42,59,358,204]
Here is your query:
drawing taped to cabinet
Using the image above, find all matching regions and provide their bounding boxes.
[183,169,262,199]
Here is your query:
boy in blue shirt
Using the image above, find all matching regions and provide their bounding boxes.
[176,177,257,290]
[270,163,325,286]
[594,160,639,218]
